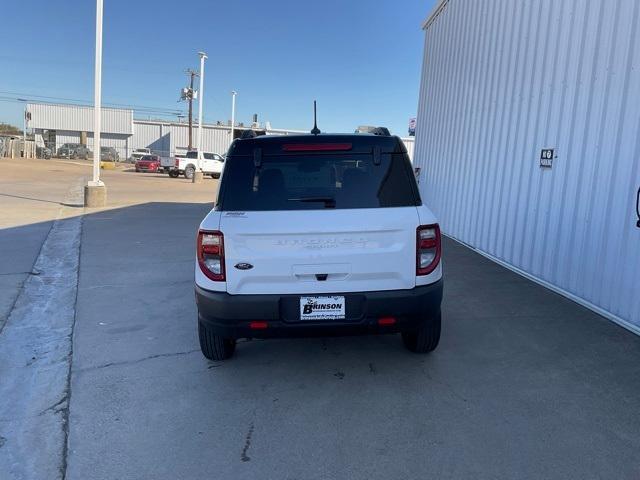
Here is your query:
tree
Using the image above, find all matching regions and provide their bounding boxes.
[0,123,22,136]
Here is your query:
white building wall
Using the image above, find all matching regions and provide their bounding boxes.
[27,103,133,135]
[86,133,129,159]
[54,131,80,148]
[401,137,415,161]
[168,123,233,156]
[414,0,640,332]
[132,122,170,157]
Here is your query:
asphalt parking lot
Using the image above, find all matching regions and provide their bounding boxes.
[1,157,640,480]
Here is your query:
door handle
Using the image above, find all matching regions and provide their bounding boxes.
[636,186,640,228]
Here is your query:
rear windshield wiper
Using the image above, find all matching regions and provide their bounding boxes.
[288,196,336,208]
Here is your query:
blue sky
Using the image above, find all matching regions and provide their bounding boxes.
[0,0,435,135]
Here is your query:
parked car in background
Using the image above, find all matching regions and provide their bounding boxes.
[171,151,224,179]
[194,132,443,360]
[100,146,119,162]
[57,143,79,158]
[57,143,92,160]
[73,145,92,160]
[135,154,161,173]
[129,148,151,163]
[36,146,52,159]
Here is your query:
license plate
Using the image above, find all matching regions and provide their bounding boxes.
[300,296,345,321]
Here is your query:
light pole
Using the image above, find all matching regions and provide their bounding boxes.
[17,98,27,156]
[230,90,237,144]
[196,51,207,172]
[85,0,106,206]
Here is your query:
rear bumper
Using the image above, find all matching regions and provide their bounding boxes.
[195,281,443,339]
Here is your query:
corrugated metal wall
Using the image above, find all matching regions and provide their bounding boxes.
[414,0,640,331]
[168,123,233,156]
[401,137,415,161]
[27,103,133,135]
[47,131,128,158]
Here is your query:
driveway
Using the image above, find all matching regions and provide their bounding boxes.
[68,209,640,480]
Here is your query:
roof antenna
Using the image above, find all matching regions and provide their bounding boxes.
[311,100,321,135]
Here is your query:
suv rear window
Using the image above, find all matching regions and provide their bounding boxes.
[218,153,420,211]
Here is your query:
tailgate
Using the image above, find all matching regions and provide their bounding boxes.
[220,208,419,295]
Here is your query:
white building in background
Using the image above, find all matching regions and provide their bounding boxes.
[413,0,640,332]
[27,102,415,160]
[28,103,133,155]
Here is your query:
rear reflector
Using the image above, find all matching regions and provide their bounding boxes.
[249,321,268,330]
[378,317,396,326]
[282,143,352,152]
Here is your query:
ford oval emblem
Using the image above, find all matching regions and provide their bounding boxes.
[234,262,254,270]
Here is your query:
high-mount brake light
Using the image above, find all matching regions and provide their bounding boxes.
[282,143,353,152]
[197,230,225,281]
[416,224,441,276]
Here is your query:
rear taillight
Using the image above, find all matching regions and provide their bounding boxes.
[416,224,441,276]
[197,230,225,281]
[175,158,180,167]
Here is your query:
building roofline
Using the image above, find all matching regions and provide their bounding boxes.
[421,0,449,30]
[132,118,307,133]
[26,101,132,114]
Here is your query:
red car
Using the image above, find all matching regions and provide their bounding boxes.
[135,155,161,173]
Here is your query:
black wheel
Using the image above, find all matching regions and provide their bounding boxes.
[212,173,221,179]
[184,165,195,179]
[168,170,179,178]
[198,321,236,360]
[402,312,441,353]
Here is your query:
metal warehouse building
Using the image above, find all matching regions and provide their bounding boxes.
[414,0,640,332]
[27,102,415,161]
[27,103,306,160]
[28,103,134,155]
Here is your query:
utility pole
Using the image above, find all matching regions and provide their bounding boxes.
[184,69,198,150]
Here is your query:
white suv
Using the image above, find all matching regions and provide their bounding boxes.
[195,133,443,360]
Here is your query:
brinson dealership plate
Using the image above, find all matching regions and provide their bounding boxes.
[300,296,346,321]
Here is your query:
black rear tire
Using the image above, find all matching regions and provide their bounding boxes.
[402,312,441,353]
[169,170,179,178]
[198,321,236,360]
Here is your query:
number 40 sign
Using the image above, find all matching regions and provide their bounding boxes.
[540,148,555,168]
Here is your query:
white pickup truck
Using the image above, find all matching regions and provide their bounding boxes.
[169,151,225,179]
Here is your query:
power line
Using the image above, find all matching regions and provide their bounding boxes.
[0,91,184,115]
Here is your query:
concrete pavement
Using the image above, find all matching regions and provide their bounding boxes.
[1,157,640,479]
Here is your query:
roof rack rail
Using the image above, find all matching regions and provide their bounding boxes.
[240,130,258,139]
[370,127,391,136]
